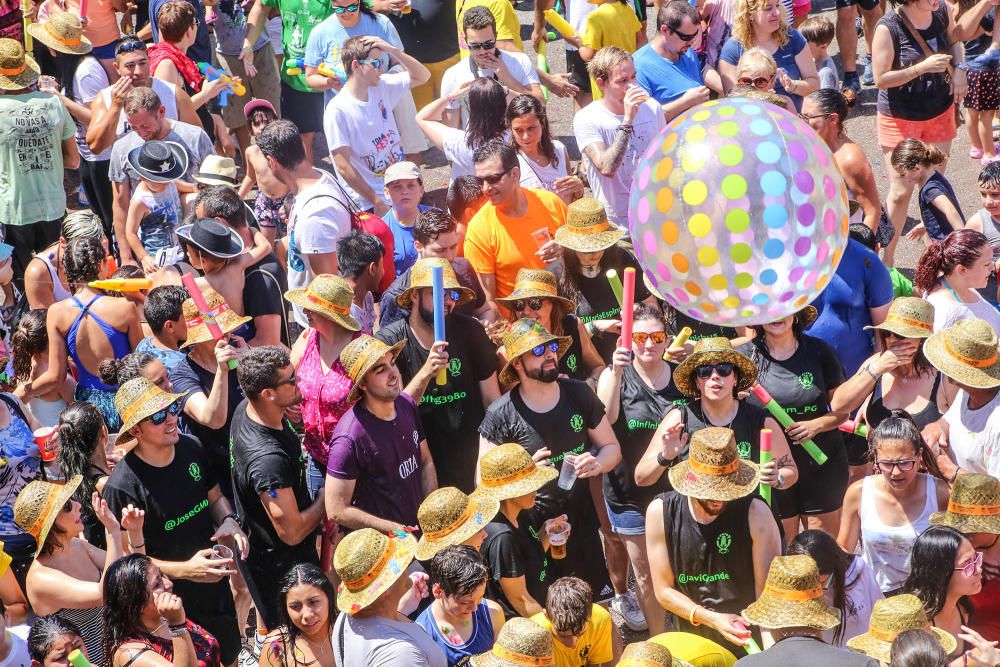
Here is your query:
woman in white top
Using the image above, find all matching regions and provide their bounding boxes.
[505,94,584,205]
[915,230,1000,333]
[416,77,507,178]
[838,413,950,594]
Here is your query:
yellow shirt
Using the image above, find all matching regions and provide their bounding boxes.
[650,632,738,667]
[456,0,523,56]
[582,1,642,100]
[531,605,614,667]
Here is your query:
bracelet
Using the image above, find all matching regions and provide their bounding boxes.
[617,123,634,135]
[168,622,187,630]
[862,364,878,381]
[130,541,144,549]
[222,513,239,525]
[688,605,702,626]
[656,451,673,468]
[170,627,188,638]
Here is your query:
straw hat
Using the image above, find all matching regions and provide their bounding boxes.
[865,297,935,339]
[14,476,82,557]
[396,257,475,310]
[741,555,841,630]
[495,269,574,313]
[924,318,1000,389]
[617,641,694,667]
[115,377,188,433]
[0,39,39,90]
[930,473,1000,535]
[476,443,558,501]
[181,287,252,347]
[284,274,361,332]
[668,427,759,501]
[846,595,957,664]
[192,155,239,187]
[471,617,554,667]
[673,337,757,398]
[554,197,625,252]
[340,334,406,402]
[334,528,417,614]
[416,487,499,560]
[498,318,572,386]
[27,10,92,55]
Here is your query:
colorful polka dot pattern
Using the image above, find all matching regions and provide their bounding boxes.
[628,99,850,327]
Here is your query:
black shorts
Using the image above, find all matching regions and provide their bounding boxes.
[844,431,871,466]
[775,442,850,518]
[280,81,325,135]
[566,50,592,95]
[836,0,880,12]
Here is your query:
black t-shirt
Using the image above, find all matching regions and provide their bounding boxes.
[376,314,498,492]
[388,0,459,63]
[683,400,768,465]
[170,356,246,500]
[244,254,290,347]
[229,400,317,566]
[379,257,486,329]
[605,365,686,513]
[481,512,551,620]
[558,314,587,381]
[667,307,740,343]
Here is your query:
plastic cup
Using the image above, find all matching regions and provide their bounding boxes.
[33,427,57,462]
[401,0,411,13]
[530,227,552,249]
[547,522,568,560]
[212,543,234,562]
[557,454,577,491]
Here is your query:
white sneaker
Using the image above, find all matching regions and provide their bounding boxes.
[611,591,648,631]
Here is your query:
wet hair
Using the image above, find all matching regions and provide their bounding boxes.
[195,185,247,228]
[806,88,849,132]
[447,176,485,222]
[336,231,384,280]
[462,5,496,33]
[736,47,777,79]
[238,346,291,399]
[849,222,877,251]
[11,309,47,382]
[903,526,974,621]
[99,352,158,387]
[506,94,558,167]
[156,0,196,42]
[472,139,519,172]
[657,0,699,31]
[467,78,508,150]
[28,615,83,665]
[63,236,105,286]
[799,15,834,44]
[979,161,1000,189]
[143,285,189,334]
[414,208,458,245]
[891,139,947,172]
[868,411,945,479]
[890,629,949,667]
[102,554,154,665]
[545,577,592,636]
[114,36,147,58]
[257,120,307,170]
[732,0,789,48]
[429,545,489,598]
[272,564,336,667]
[787,530,848,645]
[56,401,106,545]
[122,87,161,116]
[914,229,991,294]
[61,210,105,243]
[587,46,631,83]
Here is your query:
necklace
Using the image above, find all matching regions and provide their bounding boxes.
[699,401,738,430]
[941,277,964,303]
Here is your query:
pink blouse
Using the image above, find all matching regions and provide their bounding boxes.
[298,329,355,468]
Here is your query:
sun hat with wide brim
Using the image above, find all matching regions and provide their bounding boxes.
[617,641,695,667]
[415,487,500,561]
[929,473,1000,535]
[334,527,418,615]
[846,594,957,664]
[865,297,935,339]
[27,10,92,55]
[495,268,574,314]
[126,140,189,183]
[181,287,252,347]
[340,334,406,403]
[14,476,82,557]
[673,336,758,398]
[741,555,841,631]
[284,273,361,332]
[498,318,572,386]
[476,443,559,501]
[396,257,475,310]
[924,317,1000,389]
[0,38,39,90]
[192,155,239,187]
[115,377,188,433]
[176,218,245,259]
[554,197,625,253]
[471,617,555,667]
[668,427,760,502]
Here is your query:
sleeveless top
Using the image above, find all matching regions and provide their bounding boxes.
[66,295,132,391]
[859,474,937,592]
[683,401,768,465]
[659,490,759,647]
[865,372,943,431]
[876,7,954,121]
[116,620,221,667]
[297,329,355,468]
[27,397,68,428]
[98,78,178,140]
[416,601,495,665]
[57,605,104,665]
[33,251,71,303]
[558,313,587,381]
[969,569,1000,641]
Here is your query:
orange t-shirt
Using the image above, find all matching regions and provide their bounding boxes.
[462,189,568,299]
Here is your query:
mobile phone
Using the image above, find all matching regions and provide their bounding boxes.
[0,244,14,261]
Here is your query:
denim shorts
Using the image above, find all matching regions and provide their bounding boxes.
[605,500,646,536]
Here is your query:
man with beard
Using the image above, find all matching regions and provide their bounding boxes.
[645,427,781,651]
[231,346,323,629]
[326,335,439,532]
[376,257,500,493]
[478,318,621,602]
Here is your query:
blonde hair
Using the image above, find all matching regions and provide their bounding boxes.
[587,46,632,85]
[736,47,777,79]
[732,0,788,49]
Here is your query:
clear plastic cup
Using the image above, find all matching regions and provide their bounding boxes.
[557,454,577,491]
[547,522,568,560]
[212,543,234,562]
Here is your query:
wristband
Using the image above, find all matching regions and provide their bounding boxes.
[688,605,702,626]
[170,627,188,638]
[168,623,187,630]
[656,451,673,468]
[222,513,239,524]
[130,542,144,549]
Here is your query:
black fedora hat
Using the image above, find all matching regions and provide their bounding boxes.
[126,140,188,183]
[176,218,245,259]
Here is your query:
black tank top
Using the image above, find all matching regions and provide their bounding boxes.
[875,7,953,121]
[683,401,768,464]
[659,490,760,646]
[865,372,943,431]
[559,314,587,381]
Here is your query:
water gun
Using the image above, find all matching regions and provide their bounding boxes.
[535,31,556,101]
[286,57,347,85]
[197,62,246,107]
[750,384,828,465]
[839,418,870,438]
[544,8,577,41]
[89,278,153,292]
[180,272,237,369]
[68,650,94,667]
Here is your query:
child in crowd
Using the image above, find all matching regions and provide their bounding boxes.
[531,577,619,666]
[800,16,841,95]
[891,138,966,243]
[335,231,385,334]
[239,99,292,246]
[969,161,1000,302]
[382,161,432,277]
[735,48,795,110]
[964,8,1000,164]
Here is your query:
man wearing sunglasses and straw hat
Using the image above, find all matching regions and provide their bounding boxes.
[377,257,499,492]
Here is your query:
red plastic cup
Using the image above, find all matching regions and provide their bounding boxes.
[33,427,57,462]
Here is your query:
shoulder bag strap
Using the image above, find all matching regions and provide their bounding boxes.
[896,8,954,79]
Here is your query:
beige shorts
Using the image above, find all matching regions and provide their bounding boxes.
[217,43,282,129]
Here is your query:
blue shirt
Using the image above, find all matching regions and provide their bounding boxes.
[633,43,703,104]
[136,336,187,373]
[918,171,965,241]
[807,239,894,377]
[384,204,432,276]
[305,12,402,103]
[719,29,808,110]
[416,601,496,666]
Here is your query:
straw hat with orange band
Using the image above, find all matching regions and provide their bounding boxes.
[415,487,499,561]
[930,473,1000,535]
[741,555,841,630]
[864,297,935,340]
[340,334,406,403]
[846,595,956,663]
[27,10,92,55]
[471,617,555,667]
[14,476,82,557]
[334,527,418,615]
[284,273,361,332]
[553,197,625,253]
[180,287,252,348]
[924,318,1000,389]
[396,257,475,310]
[0,38,39,91]
[476,443,558,501]
[617,641,694,667]
[667,427,759,502]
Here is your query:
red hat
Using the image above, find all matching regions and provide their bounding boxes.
[243,98,277,119]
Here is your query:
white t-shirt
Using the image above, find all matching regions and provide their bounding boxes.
[441,128,512,179]
[439,52,539,128]
[70,56,110,162]
[823,556,883,648]
[926,288,1000,333]
[517,139,572,192]
[333,612,447,667]
[567,0,598,52]
[287,170,352,327]
[573,98,664,228]
[944,387,1000,479]
[0,632,31,667]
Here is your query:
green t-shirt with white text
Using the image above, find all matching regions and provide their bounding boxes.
[261,0,333,92]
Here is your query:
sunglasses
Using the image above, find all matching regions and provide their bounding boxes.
[798,112,830,121]
[273,372,297,388]
[115,38,146,55]
[632,332,668,346]
[146,401,181,426]
[737,76,771,88]
[669,25,699,41]
[875,458,917,474]
[955,551,984,577]
[514,298,545,312]
[443,289,462,302]
[467,39,497,51]
[531,341,560,357]
[358,57,383,69]
[695,363,735,379]
[475,168,511,186]
[331,2,360,10]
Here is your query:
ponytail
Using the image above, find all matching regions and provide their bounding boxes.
[891,138,947,171]
[914,229,990,294]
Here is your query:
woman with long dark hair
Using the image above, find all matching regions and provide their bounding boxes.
[57,401,113,549]
[916,230,1000,332]
[102,554,221,667]
[259,564,336,667]
[11,310,74,428]
[505,94,583,204]
[890,628,949,667]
